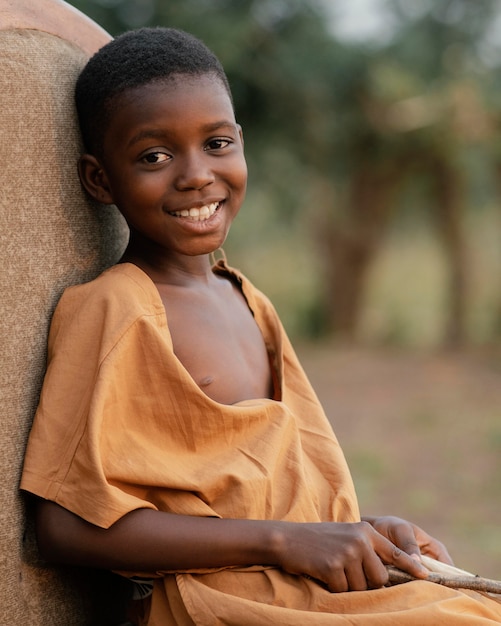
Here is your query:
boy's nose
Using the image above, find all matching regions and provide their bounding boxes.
[174,153,215,191]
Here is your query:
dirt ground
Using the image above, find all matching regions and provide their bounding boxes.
[296,342,501,579]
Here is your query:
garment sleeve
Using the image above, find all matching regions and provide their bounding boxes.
[20,271,165,528]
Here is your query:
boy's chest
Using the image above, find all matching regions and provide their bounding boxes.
[157,283,273,405]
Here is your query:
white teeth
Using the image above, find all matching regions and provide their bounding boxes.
[172,202,219,221]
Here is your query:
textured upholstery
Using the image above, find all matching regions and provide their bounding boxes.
[0,27,129,624]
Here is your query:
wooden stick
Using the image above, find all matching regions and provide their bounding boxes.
[387,566,501,595]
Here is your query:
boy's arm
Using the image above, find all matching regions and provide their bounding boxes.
[36,499,430,592]
[36,499,276,572]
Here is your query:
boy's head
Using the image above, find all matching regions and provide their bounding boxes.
[75,27,232,156]
[76,27,247,260]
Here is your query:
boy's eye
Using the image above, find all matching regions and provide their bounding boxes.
[205,138,231,151]
[141,152,170,164]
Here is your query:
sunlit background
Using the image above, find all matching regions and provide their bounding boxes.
[68,0,501,346]
[67,0,501,577]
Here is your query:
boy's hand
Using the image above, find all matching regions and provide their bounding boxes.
[276,520,430,593]
[363,515,454,566]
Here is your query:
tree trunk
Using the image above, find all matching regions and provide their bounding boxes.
[318,161,403,339]
[431,157,468,346]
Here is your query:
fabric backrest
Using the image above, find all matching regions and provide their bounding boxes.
[0,21,129,626]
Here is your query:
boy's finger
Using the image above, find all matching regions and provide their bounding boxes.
[386,520,422,559]
[390,547,429,579]
[376,535,429,579]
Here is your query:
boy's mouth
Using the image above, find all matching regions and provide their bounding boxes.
[170,201,220,221]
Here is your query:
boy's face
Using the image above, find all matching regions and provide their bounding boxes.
[84,74,247,260]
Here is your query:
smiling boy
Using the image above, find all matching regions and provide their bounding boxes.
[20,27,501,625]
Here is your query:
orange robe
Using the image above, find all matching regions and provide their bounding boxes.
[21,262,501,624]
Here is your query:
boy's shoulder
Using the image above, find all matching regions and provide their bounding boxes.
[55,263,164,324]
[46,264,166,369]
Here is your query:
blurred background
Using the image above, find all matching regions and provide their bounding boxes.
[67,0,501,577]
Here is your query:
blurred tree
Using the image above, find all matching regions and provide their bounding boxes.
[313,0,500,343]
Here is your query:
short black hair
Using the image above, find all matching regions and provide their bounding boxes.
[75,27,232,155]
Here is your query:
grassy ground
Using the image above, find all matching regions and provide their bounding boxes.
[298,343,501,579]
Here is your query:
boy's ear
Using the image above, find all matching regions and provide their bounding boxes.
[78,154,114,204]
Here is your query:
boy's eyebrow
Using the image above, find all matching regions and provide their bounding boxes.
[127,128,169,148]
[127,120,237,148]
[201,120,238,133]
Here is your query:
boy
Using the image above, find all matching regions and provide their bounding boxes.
[21,27,501,624]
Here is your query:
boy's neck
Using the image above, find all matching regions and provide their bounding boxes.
[119,248,217,287]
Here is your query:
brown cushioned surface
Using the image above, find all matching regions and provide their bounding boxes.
[0,28,128,625]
